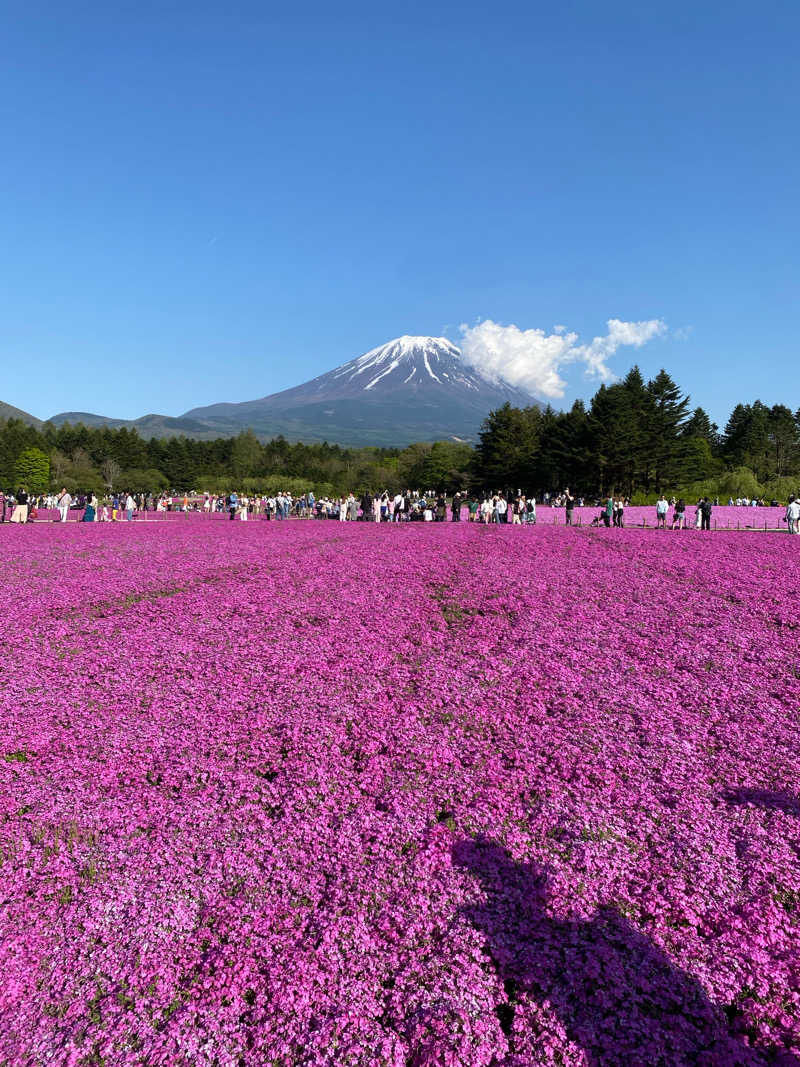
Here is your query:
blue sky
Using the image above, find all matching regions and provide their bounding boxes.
[1,0,798,429]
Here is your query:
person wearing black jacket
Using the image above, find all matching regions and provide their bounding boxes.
[10,488,29,524]
[360,492,372,521]
[700,497,712,531]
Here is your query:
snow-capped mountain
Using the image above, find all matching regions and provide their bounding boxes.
[331,336,494,394]
[180,336,536,445]
[46,336,538,446]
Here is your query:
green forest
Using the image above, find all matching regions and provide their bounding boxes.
[2,367,798,502]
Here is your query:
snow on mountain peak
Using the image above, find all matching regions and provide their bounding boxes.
[334,335,482,392]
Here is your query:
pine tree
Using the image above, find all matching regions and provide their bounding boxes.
[646,370,690,489]
[473,404,541,490]
[767,404,800,477]
[546,400,590,493]
[587,382,645,495]
[683,407,720,453]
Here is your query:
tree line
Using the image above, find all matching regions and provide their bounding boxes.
[473,368,800,503]
[0,418,473,499]
[2,365,798,502]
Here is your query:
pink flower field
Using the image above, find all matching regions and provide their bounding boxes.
[1,522,798,1066]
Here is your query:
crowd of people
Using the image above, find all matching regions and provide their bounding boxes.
[200,490,539,523]
[2,486,799,533]
[1,489,148,524]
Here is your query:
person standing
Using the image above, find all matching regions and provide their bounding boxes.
[228,491,238,520]
[671,499,686,530]
[656,494,669,529]
[10,487,29,524]
[360,491,372,522]
[786,496,800,534]
[564,489,574,526]
[125,493,136,521]
[451,492,461,522]
[57,488,72,523]
[700,497,712,531]
[82,493,97,523]
[603,496,613,528]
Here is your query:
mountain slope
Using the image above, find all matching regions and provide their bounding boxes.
[0,400,42,428]
[47,336,539,446]
[48,411,228,438]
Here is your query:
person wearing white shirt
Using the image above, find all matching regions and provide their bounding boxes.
[786,497,800,535]
[57,488,72,523]
[656,495,669,529]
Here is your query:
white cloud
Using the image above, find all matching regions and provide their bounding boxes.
[458,317,666,399]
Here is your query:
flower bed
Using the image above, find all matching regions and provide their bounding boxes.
[1,522,798,1064]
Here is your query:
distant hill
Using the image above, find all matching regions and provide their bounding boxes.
[48,411,224,439]
[47,336,538,447]
[0,401,42,428]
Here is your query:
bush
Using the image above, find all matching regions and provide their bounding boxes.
[716,467,764,500]
[762,476,800,504]
[14,448,50,493]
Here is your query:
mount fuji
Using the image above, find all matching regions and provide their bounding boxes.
[180,336,536,446]
[45,336,538,446]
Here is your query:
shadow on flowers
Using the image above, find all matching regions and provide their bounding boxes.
[453,837,796,1066]
[722,787,800,818]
